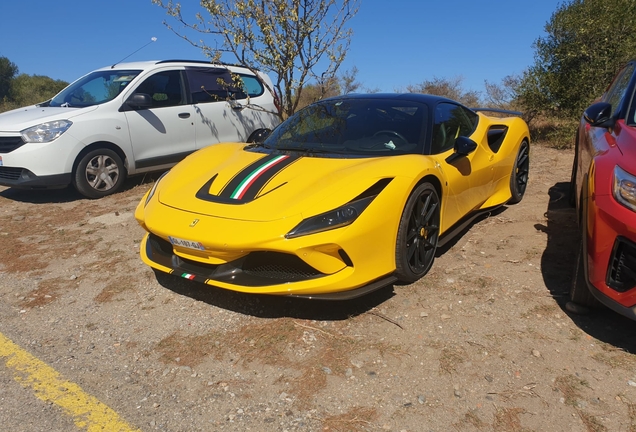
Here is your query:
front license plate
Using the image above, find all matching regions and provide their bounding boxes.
[168,236,205,251]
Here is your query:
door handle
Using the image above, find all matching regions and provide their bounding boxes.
[178,113,191,119]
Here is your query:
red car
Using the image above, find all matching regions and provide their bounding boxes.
[570,60,636,319]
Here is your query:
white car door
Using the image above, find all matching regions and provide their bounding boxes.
[123,69,196,172]
[185,67,277,148]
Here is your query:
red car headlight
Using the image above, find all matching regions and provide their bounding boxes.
[613,165,636,212]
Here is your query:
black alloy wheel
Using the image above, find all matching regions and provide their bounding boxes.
[509,140,529,204]
[395,182,440,283]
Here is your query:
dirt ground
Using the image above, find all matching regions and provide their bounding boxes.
[1,144,636,432]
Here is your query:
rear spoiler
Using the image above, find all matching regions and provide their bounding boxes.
[472,107,523,117]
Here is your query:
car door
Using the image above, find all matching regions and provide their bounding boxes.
[432,102,495,226]
[123,69,196,171]
[185,67,242,147]
[185,67,272,147]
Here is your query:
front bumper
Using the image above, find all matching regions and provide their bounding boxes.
[585,192,636,317]
[141,233,397,299]
[0,167,71,189]
[136,184,403,297]
[0,130,83,187]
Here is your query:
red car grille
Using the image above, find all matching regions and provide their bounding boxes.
[607,237,636,292]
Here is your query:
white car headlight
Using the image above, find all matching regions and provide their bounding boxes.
[613,165,636,212]
[21,120,73,143]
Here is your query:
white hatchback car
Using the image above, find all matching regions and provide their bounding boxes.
[0,60,280,198]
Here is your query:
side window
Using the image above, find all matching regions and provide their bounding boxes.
[238,75,265,98]
[431,103,477,154]
[185,67,246,103]
[603,63,635,117]
[134,70,185,108]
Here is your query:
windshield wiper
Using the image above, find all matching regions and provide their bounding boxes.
[276,146,345,154]
[244,142,271,149]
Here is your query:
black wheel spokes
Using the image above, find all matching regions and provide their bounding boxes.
[422,201,438,226]
[406,191,440,272]
[516,145,530,191]
[517,151,528,168]
[406,229,419,259]
[517,170,528,190]
[418,194,432,223]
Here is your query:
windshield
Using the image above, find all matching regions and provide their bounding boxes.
[49,69,141,108]
[264,98,428,156]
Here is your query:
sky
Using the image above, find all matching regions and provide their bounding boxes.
[0,0,557,98]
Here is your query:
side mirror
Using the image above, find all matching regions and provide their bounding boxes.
[125,93,153,110]
[445,136,477,164]
[583,102,614,128]
[454,136,478,155]
[247,128,272,144]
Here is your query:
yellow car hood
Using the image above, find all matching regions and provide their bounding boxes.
[157,143,395,222]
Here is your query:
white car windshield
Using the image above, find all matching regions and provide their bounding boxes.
[48,70,141,108]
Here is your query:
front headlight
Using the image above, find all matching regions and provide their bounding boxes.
[286,195,375,239]
[145,171,169,207]
[613,165,636,212]
[21,120,73,143]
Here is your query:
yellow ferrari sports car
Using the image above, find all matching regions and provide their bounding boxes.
[135,94,530,299]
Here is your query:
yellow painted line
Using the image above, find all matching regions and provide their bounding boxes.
[0,331,141,432]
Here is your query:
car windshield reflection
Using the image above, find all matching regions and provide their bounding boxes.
[264,98,428,156]
[49,70,141,108]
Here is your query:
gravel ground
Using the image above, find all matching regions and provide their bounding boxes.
[1,144,636,432]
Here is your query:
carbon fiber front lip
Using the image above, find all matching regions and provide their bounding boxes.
[145,233,326,287]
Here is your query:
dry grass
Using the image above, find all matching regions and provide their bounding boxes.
[458,408,487,429]
[627,400,636,432]
[321,406,378,432]
[156,331,224,367]
[155,318,401,407]
[0,200,108,274]
[522,303,559,319]
[233,318,301,366]
[439,345,467,375]
[492,407,530,431]
[19,277,73,308]
[554,374,588,407]
[578,411,607,432]
[591,343,636,370]
[528,116,577,150]
[94,277,136,303]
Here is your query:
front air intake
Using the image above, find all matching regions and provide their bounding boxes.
[607,237,636,292]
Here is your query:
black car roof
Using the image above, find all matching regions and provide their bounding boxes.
[323,92,459,106]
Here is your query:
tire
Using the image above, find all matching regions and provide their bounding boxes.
[509,140,530,204]
[570,195,600,307]
[570,236,599,307]
[568,133,579,208]
[395,182,440,283]
[73,148,126,198]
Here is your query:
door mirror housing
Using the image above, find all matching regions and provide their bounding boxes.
[445,136,478,164]
[123,93,153,110]
[583,102,615,128]
[454,136,478,155]
[247,128,272,143]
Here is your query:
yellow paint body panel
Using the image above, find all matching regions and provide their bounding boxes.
[135,112,530,296]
